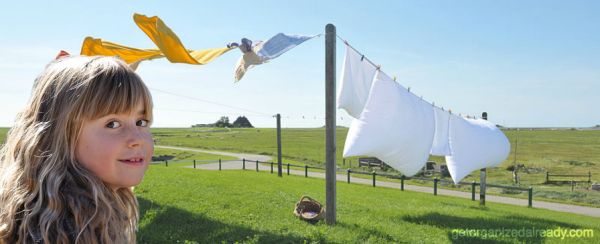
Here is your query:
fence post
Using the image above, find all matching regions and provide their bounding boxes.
[571,180,575,191]
[165,160,168,167]
[243,158,246,170]
[528,187,533,207]
[401,175,405,191]
[589,171,592,183]
[256,160,259,172]
[471,181,476,201]
[434,177,438,196]
[193,159,196,169]
[271,162,274,173]
[287,163,290,175]
[219,159,221,171]
[372,171,376,187]
[546,171,549,183]
[305,165,308,177]
[347,169,351,183]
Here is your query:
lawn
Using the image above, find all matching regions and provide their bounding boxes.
[2,127,600,206]
[135,164,600,243]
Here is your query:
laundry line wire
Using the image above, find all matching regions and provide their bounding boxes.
[335,34,483,120]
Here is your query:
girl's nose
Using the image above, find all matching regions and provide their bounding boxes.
[127,127,145,148]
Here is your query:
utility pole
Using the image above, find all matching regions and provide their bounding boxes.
[480,112,488,206]
[276,114,282,177]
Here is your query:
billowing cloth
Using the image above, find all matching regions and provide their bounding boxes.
[257,33,316,60]
[430,106,452,156]
[234,40,265,81]
[80,37,163,64]
[234,33,316,81]
[133,13,233,64]
[343,71,435,176]
[337,45,378,118]
[445,115,510,184]
[81,13,233,69]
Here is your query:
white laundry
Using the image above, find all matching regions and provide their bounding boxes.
[337,45,378,118]
[430,106,452,156]
[445,115,510,184]
[257,33,316,61]
[343,71,435,176]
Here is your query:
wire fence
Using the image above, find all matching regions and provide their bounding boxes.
[152,158,534,207]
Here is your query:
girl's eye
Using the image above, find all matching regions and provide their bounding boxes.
[106,121,121,129]
[137,119,149,127]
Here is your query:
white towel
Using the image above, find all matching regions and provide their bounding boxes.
[337,45,378,118]
[343,71,435,176]
[430,106,452,156]
[445,115,511,184]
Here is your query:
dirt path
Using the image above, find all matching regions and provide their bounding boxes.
[157,145,600,218]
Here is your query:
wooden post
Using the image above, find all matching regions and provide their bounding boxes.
[347,169,351,183]
[243,158,246,170]
[277,114,283,177]
[372,172,376,187]
[219,159,221,171]
[471,181,476,201]
[305,165,308,178]
[546,171,549,183]
[193,159,196,169]
[325,23,337,225]
[271,162,274,173]
[287,163,290,175]
[165,160,168,167]
[256,160,259,172]
[480,112,488,206]
[401,175,405,191]
[434,177,438,196]
[528,187,533,207]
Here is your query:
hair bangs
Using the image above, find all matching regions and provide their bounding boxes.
[80,60,153,123]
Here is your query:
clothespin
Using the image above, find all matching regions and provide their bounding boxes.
[376,65,381,70]
[407,87,411,92]
[361,55,365,61]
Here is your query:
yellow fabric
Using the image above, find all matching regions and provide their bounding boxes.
[133,13,233,64]
[80,37,163,64]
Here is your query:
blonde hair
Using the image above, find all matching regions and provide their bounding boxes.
[0,56,153,243]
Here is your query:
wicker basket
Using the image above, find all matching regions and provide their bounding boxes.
[293,195,325,222]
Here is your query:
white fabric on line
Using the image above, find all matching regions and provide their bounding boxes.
[257,33,316,61]
[343,71,435,176]
[430,106,452,156]
[445,115,511,184]
[337,45,378,118]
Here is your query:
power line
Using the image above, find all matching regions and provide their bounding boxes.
[149,87,273,117]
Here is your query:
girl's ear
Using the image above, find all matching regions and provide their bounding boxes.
[55,50,70,60]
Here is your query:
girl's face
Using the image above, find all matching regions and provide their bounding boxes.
[75,102,153,189]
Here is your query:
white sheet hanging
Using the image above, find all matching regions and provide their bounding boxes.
[337,45,378,118]
[343,71,435,176]
[430,106,452,156]
[445,115,510,184]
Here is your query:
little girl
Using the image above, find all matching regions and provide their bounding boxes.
[0,55,154,243]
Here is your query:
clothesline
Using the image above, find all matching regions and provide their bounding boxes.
[335,34,483,120]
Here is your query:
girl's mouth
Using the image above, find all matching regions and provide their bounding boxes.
[119,157,145,165]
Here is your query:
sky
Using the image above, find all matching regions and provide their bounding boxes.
[1,0,599,128]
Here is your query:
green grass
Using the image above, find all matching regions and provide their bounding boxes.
[153,147,237,163]
[2,127,600,206]
[135,165,600,243]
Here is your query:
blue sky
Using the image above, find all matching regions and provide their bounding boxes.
[1,1,599,128]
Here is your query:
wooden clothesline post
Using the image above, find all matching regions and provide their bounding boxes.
[325,23,337,225]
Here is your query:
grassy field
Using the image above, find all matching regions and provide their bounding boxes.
[135,164,600,243]
[2,127,600,206]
